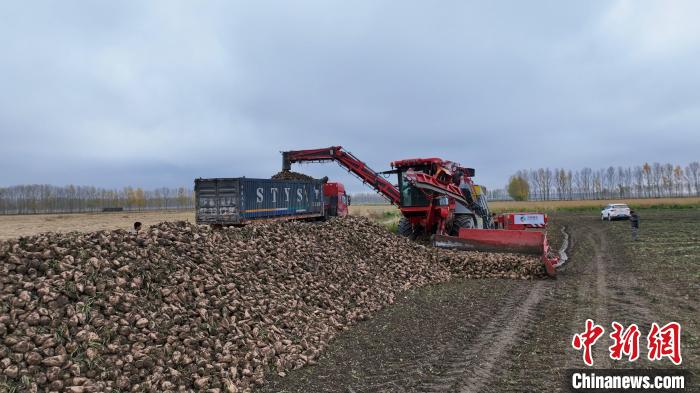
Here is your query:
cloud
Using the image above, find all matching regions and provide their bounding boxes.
[0,1,698,192]
[599,0,700,57]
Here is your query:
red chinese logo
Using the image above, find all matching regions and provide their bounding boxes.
[572,320,682,366]
[572,319,605,366]
[647,322,682,365]
[609,322,640,361]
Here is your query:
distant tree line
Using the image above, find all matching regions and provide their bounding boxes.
[349,192,390,205]
[502,162,700,201]
[0,185,195,214]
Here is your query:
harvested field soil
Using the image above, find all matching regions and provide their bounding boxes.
[489,197,700,212]
[488,209,699,392]
[259,209,699,392]
[0,206,382,241]
[0,210,194,241]
[349,197,700,217]
[0,217,542,392]
[258,279,544,393]
[271,171,314,181]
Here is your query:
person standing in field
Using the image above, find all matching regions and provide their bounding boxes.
[629,210,640,241]
[129,221,142,235]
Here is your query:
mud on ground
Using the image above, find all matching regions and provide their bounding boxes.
[257,209,699,393]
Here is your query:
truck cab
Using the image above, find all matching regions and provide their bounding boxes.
[323,182,349,217]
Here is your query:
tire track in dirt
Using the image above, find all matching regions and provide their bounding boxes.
[592,228,613,368]
[571,221,660,369]
[454,282,547,393]
[403,282,548,393]
[595,223,663,344]
[484,212,696,392]
[352,305,496,393]
[561,221,616,368]
[599,227,661,353]
[349,282,548,393]
[411,304,521,392]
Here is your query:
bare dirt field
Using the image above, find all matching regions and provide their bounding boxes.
[0,210,194,240]
[351,197,700,215]
[258,208,699,392]
[0,208,376,240]
[488,196,700,212]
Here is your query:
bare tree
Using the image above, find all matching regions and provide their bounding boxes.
[661,163,673,196]
[580,167,593,199]
[552,169,572,200]
[160,187,171,209]
[687,162,700,196]
[543,168,554,200]
[592,169,603,199]
[632,166,643,197]
[526,169,541,200]
[673,166,684,197]
[566,170,573,199]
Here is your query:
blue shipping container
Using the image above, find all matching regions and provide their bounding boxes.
[195,178,324,225]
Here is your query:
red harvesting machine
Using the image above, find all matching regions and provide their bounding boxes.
[281,146,562,276]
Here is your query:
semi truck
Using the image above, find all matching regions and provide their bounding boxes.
[194,177,349,226]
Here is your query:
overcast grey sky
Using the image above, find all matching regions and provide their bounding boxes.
[1,1,699,192]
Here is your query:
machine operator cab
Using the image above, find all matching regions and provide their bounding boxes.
[393,158,447,208]
[392,158,489,230]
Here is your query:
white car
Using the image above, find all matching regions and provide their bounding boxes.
[601,203,631,221]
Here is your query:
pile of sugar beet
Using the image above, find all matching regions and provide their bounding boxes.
[270,171,313,181]
[0,217,543,392]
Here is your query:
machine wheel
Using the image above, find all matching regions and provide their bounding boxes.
[397,217,414,238]
[451,214,476,235]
